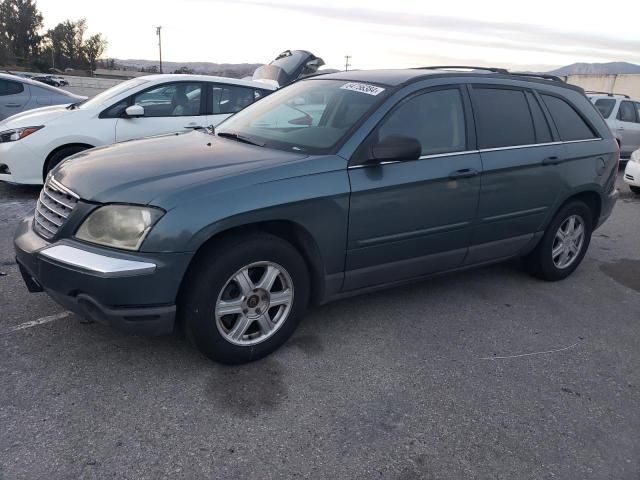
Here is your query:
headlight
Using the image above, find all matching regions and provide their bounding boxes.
[75,205,164,251]
[631,150,640,163]
[0,126,43,143]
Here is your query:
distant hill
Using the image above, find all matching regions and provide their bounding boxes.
[547,62,640,75]
[113,59,264,78]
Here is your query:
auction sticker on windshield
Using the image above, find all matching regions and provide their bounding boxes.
[341,82,385,96]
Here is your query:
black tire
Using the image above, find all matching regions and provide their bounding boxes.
[44,146,89,179]
[523,201,593,281]
[180,233,310,364]
[630,185,640,195]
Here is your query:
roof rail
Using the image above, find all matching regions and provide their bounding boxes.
[508,72,565,83]
[413,65,509,74]
[585,90,630,98]
[413,66,567,83]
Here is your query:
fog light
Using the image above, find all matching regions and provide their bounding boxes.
[0,164,10,175]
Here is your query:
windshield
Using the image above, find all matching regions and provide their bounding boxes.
[78,78,149,109]
[216,79,389,154]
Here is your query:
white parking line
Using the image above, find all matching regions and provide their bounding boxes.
[4,311,71,334]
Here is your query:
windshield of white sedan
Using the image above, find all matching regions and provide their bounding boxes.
[216,80,388,154]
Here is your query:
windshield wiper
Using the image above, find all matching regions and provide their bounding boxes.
[217,131,265,147]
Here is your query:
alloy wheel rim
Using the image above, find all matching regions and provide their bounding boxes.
[215,261,294,346]
[551,215,585,269]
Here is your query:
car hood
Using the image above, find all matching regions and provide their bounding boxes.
[0,104,74,129]
[54,131,324,207]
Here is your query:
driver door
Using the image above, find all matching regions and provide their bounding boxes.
[115,82,205,143]
[344,86,482,291]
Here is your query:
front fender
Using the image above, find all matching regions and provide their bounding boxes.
[142,169,351,275]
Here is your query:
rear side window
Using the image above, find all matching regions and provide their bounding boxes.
[594,98,616,118]
[617,101,638,123]
[473,87,534,149]
[526,92,552,143]
[377,88,466,156]
[210,84,256,115]
[0,79,25,96]
[541,94,597,141]
[636,103,640,123]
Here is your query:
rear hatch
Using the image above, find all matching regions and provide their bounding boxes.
[252,50,325,88]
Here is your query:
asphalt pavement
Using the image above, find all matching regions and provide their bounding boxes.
[1,173,639,479]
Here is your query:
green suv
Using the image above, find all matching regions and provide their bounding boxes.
[15,67,619,364]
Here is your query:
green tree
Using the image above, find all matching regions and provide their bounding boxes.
[0,0,43,65]
[83,33,107,71]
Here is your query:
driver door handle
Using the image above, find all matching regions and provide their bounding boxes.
[5,103,20,107]
[449,168,479,179]
[542,156,562,165]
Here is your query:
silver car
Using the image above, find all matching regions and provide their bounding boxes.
[0,73,86,121]
[589,92,640,159]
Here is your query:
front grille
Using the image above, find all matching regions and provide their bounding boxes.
[625,174,634,181]
[33,178,79,240]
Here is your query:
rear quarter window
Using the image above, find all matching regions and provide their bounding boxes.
[594,98,616,118]
[541,94,597,141]
[0,79,25,96]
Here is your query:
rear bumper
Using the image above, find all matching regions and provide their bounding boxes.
[14,216,193,336]
[596,187,619,230]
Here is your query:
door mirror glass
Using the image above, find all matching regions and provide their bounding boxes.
[370,135,421,162]
[125,104,145,118]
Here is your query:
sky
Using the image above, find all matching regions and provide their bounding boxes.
[36,0,640,71]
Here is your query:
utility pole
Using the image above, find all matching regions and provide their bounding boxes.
[156,26,163,73]
[344,55,351,72]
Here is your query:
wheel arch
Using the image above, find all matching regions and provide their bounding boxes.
[554,189,602,227]
[178,219,327,310]
[43,143,95,180]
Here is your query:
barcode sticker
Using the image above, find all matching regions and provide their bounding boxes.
[340,82,385,96]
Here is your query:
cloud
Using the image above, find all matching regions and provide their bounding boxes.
[229,0,640,62]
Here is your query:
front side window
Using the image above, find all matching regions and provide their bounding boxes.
[541,94,597,141]
[210,84,256,115]
[216,79,388,154]
[132,82,202,117]
[0,79,24,96]
[377,88,466,156]
[594,98,616,118]
[618,101,638,123]
[473,87,535,149]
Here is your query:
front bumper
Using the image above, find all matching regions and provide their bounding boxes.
[0,141,44,185]
[624,160,640,187]
[14,216,193,335]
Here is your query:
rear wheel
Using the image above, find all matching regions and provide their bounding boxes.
[630,185,640,195]
[523,201,592,281]
[181,234,310,364]
[44,145,90,179]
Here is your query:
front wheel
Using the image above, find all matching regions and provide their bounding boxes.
[181,234,310,364]
[523,201,593,281]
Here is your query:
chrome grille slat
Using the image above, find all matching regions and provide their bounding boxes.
[33,178,79,240]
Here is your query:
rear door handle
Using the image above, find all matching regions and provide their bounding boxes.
[542,156,562,165]
[5,103,20,107]
[449,168,479,179]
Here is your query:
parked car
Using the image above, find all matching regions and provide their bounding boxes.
[14,67,619,364]
[588,92,640,159]
[0,72,85,122]
[623,148,640,194]
[32,75,64,87]
[0,74,275,185]
[49,75,69,87]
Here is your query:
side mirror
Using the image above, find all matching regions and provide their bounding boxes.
[369,135,421,163]
[125,105,145,118]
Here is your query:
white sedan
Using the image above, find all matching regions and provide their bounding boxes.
[624,149,640,195]
[0,74,275,185]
